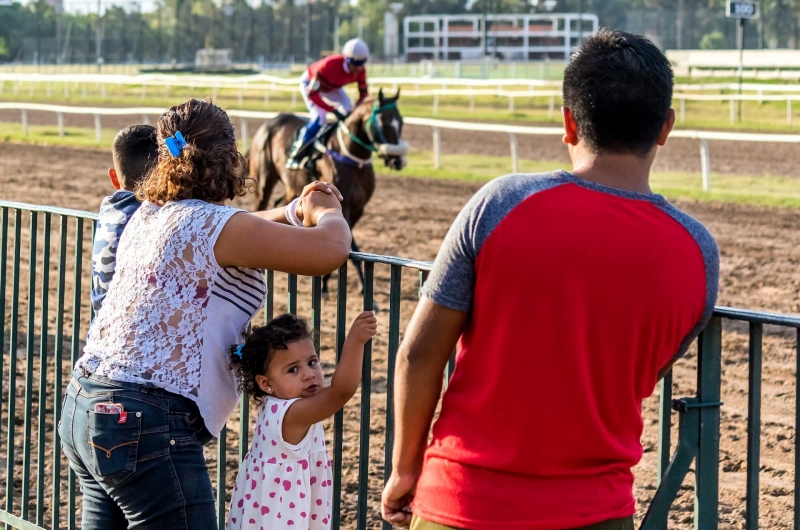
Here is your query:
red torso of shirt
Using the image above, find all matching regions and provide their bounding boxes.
[413,182,709,529]
[306,55,367,94]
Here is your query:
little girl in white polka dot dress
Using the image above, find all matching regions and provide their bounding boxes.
[226,311,377,530]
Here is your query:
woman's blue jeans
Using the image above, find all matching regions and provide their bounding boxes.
[58,371,217,530]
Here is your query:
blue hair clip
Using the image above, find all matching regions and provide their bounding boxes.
[165,131,188,157]
[233,343,244,359]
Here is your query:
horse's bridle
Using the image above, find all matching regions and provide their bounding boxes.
[334,102,410,168]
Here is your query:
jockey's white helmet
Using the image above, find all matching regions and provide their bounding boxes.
[342,38,370,63]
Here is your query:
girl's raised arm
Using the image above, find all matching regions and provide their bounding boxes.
[281,312,377,444]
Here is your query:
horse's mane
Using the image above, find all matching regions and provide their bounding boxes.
[350,97,378,119]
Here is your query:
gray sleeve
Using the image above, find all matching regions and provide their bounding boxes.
[420,172,567,313]
[657,203,720,363]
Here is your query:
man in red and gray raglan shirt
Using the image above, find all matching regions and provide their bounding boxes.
[382,31,720,530]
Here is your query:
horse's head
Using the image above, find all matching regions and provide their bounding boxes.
[363,88,408,170]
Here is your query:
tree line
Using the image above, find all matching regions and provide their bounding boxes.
[1,0,798,65]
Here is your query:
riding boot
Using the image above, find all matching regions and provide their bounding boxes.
[286,138,306,170]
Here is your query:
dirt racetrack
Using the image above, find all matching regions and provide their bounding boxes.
[1,141,799,529]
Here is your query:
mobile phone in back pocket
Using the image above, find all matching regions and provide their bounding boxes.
[94,403,124,414]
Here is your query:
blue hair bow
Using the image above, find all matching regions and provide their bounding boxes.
[233,344,244,359]
[165,131,188,157]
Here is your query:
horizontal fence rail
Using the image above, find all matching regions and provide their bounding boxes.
[0,200,798,529]
[8,74,800,128]
[4,102,800,191]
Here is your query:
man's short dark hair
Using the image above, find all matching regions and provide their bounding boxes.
[112,125,158,189]
[563,30,674,156]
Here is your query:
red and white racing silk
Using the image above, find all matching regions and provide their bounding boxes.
[305,55,368,112]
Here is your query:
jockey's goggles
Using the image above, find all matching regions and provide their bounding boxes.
[346,57,367,67]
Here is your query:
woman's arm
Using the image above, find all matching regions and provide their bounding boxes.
[214,205,351,275]
[250,181,344,225]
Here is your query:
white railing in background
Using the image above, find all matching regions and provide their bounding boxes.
[4,102,800,192]
[6,74,800,124]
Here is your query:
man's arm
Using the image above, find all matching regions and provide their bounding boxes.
[308,89,336,112]
[381,297,468,528]
[357,71,368,105]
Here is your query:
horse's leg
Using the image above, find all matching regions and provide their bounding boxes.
[351,238,366,293]
[321,273,331,299]
[259,165,280,211]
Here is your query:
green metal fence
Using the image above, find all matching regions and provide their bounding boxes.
[0,199,798,529]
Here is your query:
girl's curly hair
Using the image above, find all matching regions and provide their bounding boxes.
[136,98,252,204]
[229,314,313,404]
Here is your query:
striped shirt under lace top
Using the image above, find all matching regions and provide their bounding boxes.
[76,199,267,437]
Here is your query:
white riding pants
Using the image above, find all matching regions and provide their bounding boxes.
[300,71,352,126]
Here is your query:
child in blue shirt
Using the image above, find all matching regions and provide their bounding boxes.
[91,125,158,313]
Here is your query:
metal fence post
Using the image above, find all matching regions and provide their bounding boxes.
[508,95,514,113]
[291,91,297,108]
[730,99,735,125]
[82,83,87,99]
[100,82,106,98]
[746,323,763,530]
[94,114,102,142]
[141,114,150,126]
[549,95,555,120]
[21,109,28,136]
[695,317,722,530]
[788,100,793,126]
[432,127,441,169]
[57,112,64,138]
[264,90,270,108]
[508,133,519,173]
[433,93,439,116]
[680,98,686,123]
[240,118,249,152]
[469,93,475,115]
[699,139,711,191]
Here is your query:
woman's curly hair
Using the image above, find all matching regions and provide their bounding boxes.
[229,314,313,404]
[136,98,252,204]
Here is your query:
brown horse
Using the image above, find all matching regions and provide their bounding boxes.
[248,89,407,295]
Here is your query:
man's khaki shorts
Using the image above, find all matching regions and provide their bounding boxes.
[410,515,634,530]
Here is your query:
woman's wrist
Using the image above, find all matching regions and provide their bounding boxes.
[284,198,304,227]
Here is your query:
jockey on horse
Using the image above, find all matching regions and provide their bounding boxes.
[285,38,371,170]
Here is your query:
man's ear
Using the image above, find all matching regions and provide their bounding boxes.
[562,107,580,146]
[657,109,676,147]
[108,168,122,190]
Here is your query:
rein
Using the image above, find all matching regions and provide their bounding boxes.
[333,102,406,167]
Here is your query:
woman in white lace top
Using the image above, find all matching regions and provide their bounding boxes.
[58,98,351,530]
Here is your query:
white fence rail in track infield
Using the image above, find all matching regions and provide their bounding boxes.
[7,74,800,124]
[4,101,800,191]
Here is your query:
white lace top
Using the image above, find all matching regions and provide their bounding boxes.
[77,199,266,437]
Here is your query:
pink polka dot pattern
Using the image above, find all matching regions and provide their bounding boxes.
[225,396,333,530]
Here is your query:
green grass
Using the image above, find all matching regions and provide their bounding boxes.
[7,77,800,132]
[4,121,800,209]
[0,121,120,148]
[391,150,800,208]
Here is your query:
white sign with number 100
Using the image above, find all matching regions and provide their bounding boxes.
[726,0,760,19]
